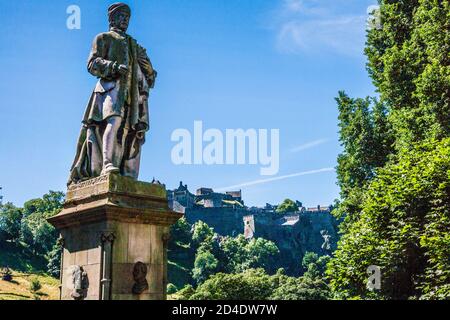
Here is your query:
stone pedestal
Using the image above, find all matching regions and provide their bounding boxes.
[48,173,182,300]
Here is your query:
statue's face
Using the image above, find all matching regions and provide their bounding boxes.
[133,262,147,282]
[111,10,130,32]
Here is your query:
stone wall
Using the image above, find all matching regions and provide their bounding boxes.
[184,207,339,275]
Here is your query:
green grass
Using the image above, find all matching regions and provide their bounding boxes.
[0,240,58,300]
[0,270,59,300]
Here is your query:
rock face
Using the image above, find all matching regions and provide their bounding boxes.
[184,207,339,275]
[168,181,340,275]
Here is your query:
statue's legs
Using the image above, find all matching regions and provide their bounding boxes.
[101,115,122,175]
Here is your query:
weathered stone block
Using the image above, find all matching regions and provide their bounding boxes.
[48,173,182,300]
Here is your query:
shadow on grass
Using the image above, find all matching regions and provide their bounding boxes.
[1,279,20,285]
[0,292,31,299]
[35,291,49,297]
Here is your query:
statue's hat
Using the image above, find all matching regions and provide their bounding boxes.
[108,2,131,18]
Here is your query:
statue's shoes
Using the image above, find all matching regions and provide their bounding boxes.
[101,165,120,175]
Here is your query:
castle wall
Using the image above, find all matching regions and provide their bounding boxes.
[185,207,248,236]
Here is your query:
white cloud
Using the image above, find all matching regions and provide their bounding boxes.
[214,167,334,191]
[273,0,370,56]
[282,0,328,16]
[290,138,329,153]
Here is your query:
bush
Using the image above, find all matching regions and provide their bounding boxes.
[167,283,178,295]
[30,277,42,293]
[177,284,196,300]
[190,269,275,300]
[46,243,61,278]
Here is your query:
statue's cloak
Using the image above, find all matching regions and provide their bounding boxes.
[68,29,156,184]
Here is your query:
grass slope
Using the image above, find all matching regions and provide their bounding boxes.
[0,270,59,300]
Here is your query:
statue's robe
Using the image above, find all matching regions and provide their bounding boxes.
[68,29,156,185]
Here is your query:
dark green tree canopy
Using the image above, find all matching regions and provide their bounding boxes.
[276,199,299,214]
[329,0,450,300]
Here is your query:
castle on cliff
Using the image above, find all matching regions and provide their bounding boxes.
[167,181,339,275]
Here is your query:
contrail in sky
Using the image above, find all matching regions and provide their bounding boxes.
[214,167,335,191]
[290,139,329,153]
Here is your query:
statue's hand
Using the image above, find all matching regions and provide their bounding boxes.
[117,64,129,76]
[112,63,128,77]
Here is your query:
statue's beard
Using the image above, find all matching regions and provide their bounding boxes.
[110,21,128,32]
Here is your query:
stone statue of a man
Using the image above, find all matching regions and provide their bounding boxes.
[68,3,157,185]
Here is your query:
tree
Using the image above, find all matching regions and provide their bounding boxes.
[0,191,64,276]
[177,284,196,300]
[329,0,450,300]
[190,269,275,300]
[270,252,331,300]
[218,235,249,273]
[276,199,299,214]
[365,0,450,148]
[167,283,178,295]
[217,235,280,274]
[23,191,64,217]
[328,139,450,299]
[192,249,219,285]
[270,275,331,300]
[191,221,214,248]
[301,252,330,278]
[185,267,331,301]
[46,243,61,278]
[0,203,23,243]
[334,93,394,226]
[246,237,280,273]
[169,217,192,250]
[20,191,63,255]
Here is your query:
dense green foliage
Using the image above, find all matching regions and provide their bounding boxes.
[329,0,450,300]
[275,199,299,214]
[0,203,23,242]
[329,139,450,299]
[167,283,178,295]
[169,219,281,286]
[179,253,331,300]
[366,0,449,148]
[0,191,63,276]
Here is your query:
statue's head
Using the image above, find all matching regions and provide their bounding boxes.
[108,3,131,32]
[132,262,149,294]
[133,261,147,283]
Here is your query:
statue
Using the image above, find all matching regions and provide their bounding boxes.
[70,265,88,300]
[68,3,157,185]
[132,262,149,294]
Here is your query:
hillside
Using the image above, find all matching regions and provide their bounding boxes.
[0,242,59,300]
[0,270,59,300]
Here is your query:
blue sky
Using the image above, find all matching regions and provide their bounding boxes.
[0,0,377,207]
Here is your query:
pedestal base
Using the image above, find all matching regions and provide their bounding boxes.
[48,173,182,300]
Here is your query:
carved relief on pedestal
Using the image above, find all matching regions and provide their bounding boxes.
[66,265,89,300]
[132,262,149,294]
